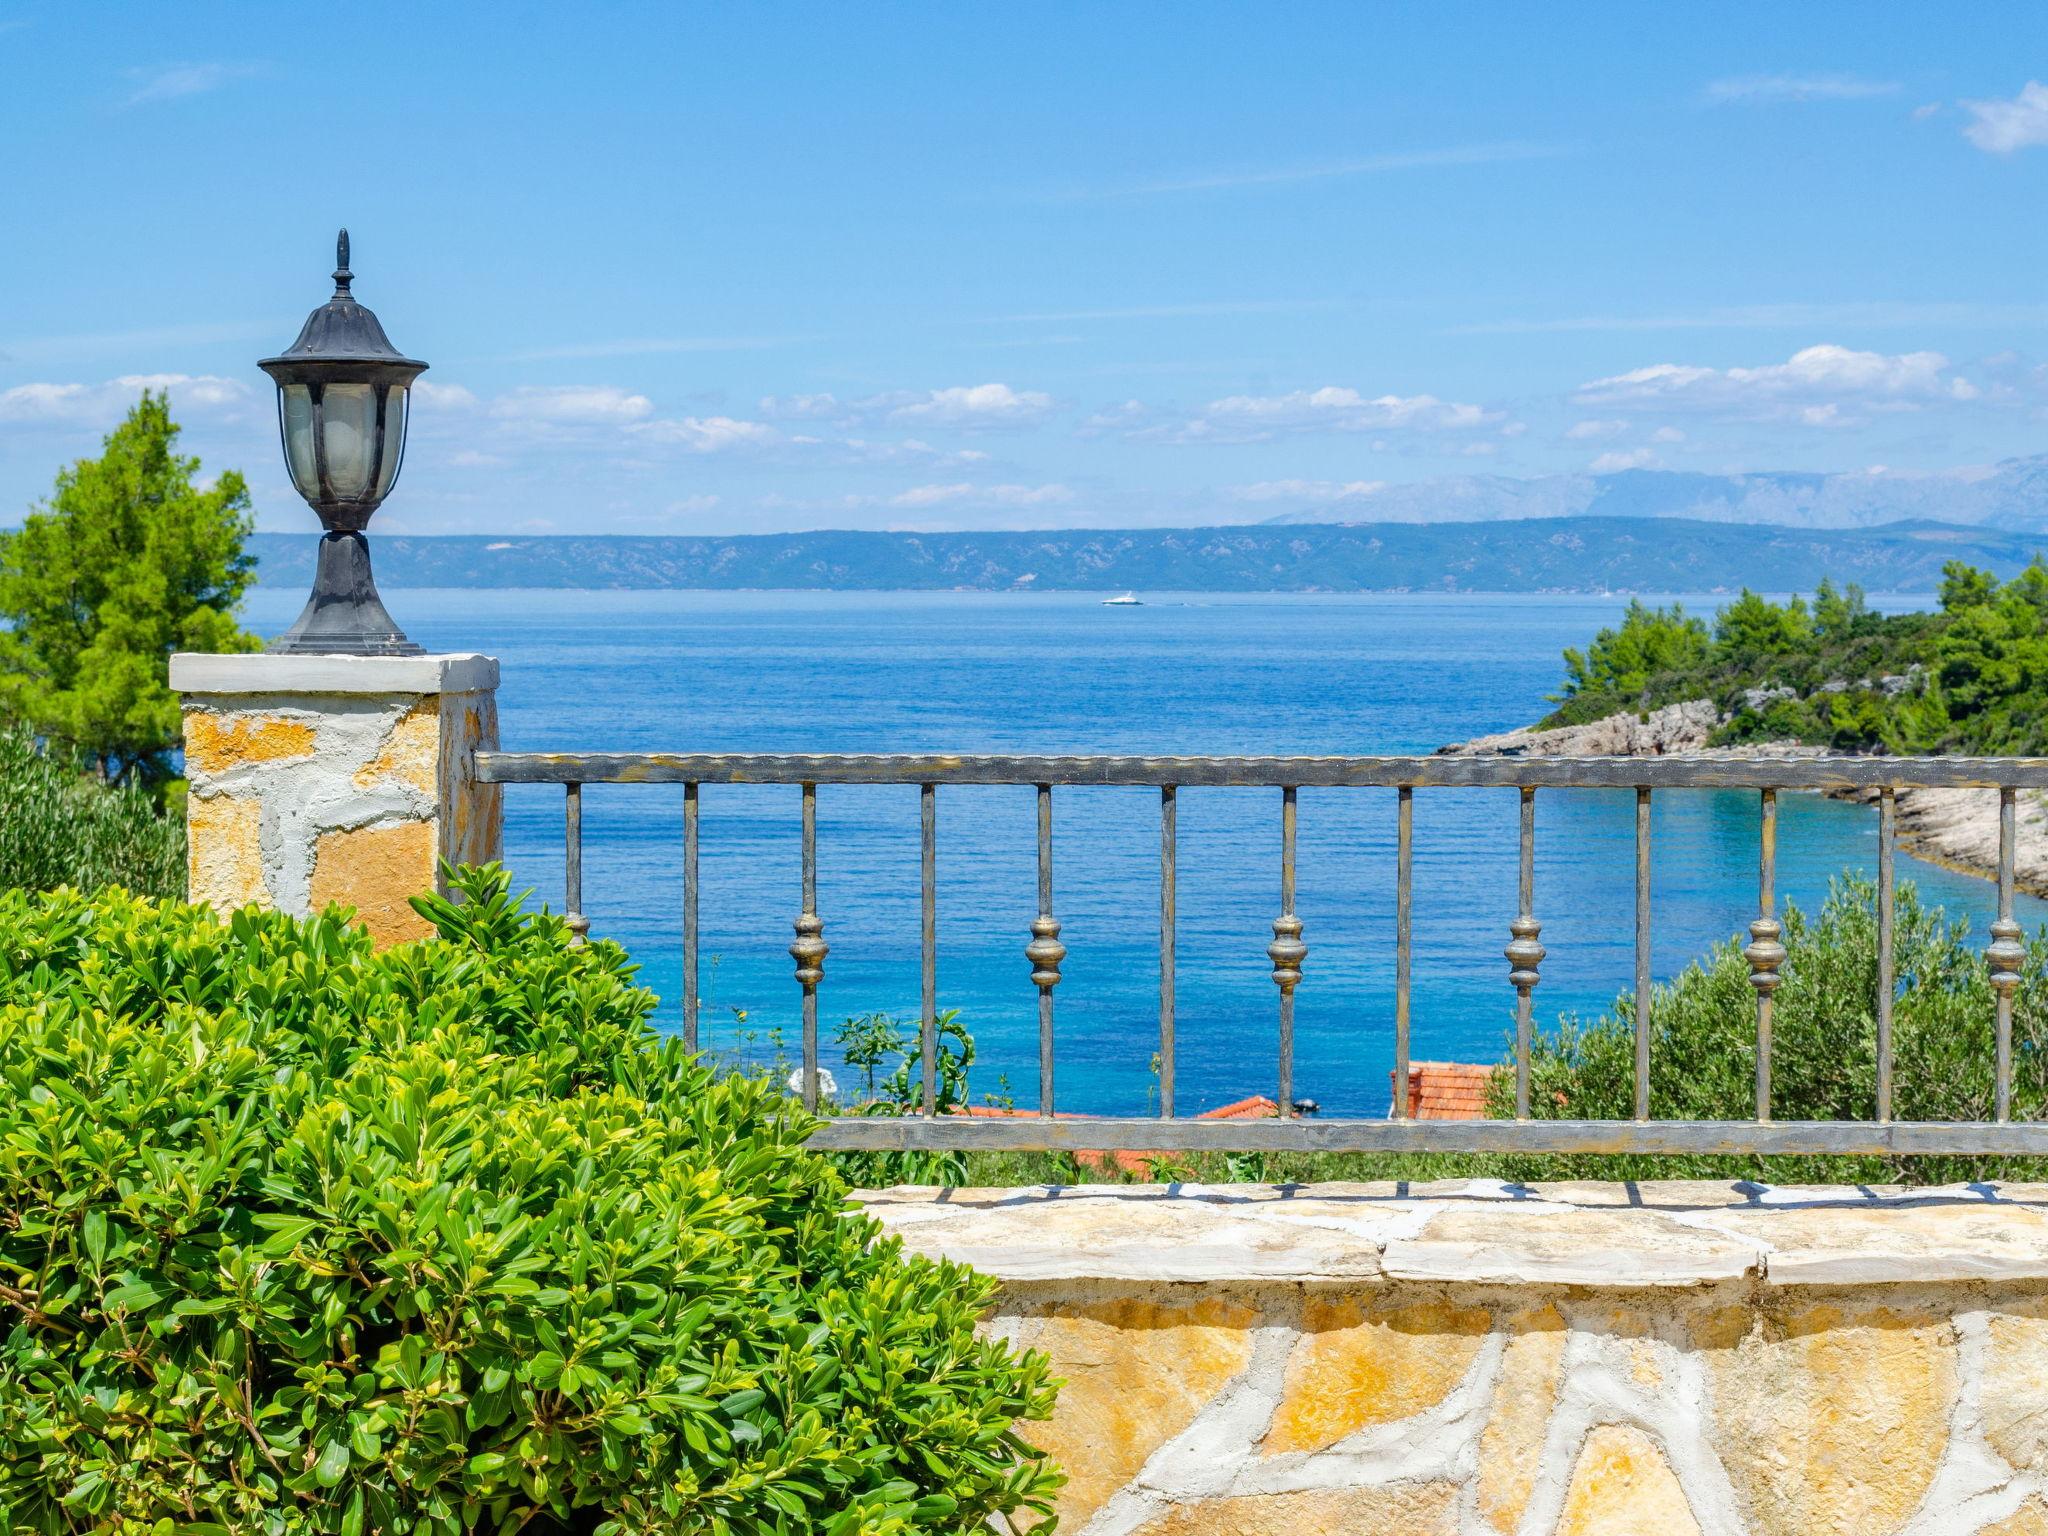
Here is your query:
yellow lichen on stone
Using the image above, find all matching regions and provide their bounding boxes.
[1554,1424,1701,1536]
[1265,1297,1490,1456]
[1131,1482,1459,1536]
[1707,1303,1957,1536]
[1475,1304,1566,1534]
[184,711,317,775]
[310,820,439,947]
[1012,1297,1255,1531]
[355,698,440,793]
[1983,1302,2048,1474]
[187,793,267,913]
[1981,1497,2048,1536]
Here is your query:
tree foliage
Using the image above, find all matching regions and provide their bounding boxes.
[1492,878,2048,1185]
[0,726,184,898]
[1555,600,1711,705]
[0,867,1059,1534]
[0,391,260,786]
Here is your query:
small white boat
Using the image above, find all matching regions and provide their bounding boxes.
[1102,591,1143,606]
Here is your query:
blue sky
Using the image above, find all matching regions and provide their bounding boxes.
[3,3,2047,535]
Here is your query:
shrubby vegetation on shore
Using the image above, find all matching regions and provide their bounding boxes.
[0,725,184,899]
[0,867,1058,1534]
[1546,559,2048,753]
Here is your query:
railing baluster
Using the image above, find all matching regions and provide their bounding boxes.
[789,783,827,1113]
[1506,787,1544,1119]
[1394,785,1413,1119]
[564,782,589,944]
[1159,785,1177,1120]
[1269,786,1306,1120]
[1634,786,1652,1121]
[921,783,937,1117]
[1988,786,2023,1123]
[1026,784,1065,1116]
[682,781,699,1051]
[1746,790,1787,1122]
[1877,787,1895,1122]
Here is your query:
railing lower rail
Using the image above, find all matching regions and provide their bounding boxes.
[474,750,2046,1155]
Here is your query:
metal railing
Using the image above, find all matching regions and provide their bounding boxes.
[473,751,2048,1155]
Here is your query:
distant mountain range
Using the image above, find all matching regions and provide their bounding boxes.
[1262,453,2048,531]
[249,516,2048,594]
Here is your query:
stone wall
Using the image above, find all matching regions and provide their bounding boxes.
[171,653,500,945]
[861,1181,2048,1535]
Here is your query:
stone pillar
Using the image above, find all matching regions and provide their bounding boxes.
[169,653,502,946]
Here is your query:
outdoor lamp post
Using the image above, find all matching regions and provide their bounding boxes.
[259,229,428,655]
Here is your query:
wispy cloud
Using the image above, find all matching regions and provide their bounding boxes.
[124,61,265,106]
[0,320,273,363]
[1961,81,2048,153]
[1227,479,1387,505]
[1576,344,1977,426]
[488,385,653,424]
[504,335,797,362]
[1057,141,1568,200]
[1703,73,1899,104]
[759,382,1054,430]
[1125,385,1500,445]
[1447,301,2048,335]
[0,374,254,425]
[978,299,1342,325]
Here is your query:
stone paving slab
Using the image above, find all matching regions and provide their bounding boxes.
[857,1180,2048,1288]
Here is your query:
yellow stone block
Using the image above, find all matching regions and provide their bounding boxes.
[310,820,439,947]
[187,794,267,914]
[1554,1424,1701,1536]
[1265,1297,1490,1455]
[1982,1497,2048,1536]
[354,698,440,793]
[1013,1296,1255,1531]
[1983,1302,2048,1474]
[1474,1304,1567,1533]
[184,712,317,776]
[1706,1303,1956,1536]
[1130,1481,1458,1536]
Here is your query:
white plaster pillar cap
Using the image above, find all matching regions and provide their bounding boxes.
[170,652,499,697]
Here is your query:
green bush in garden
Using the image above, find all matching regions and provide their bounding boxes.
[1494,876,2048,1186]
[0,725,185,899]
[0,867,1059,1535]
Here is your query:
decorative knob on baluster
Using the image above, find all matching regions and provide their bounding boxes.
[1026,916,1066,989]
[1986,917,2025,999]
[1268,914,1307,993]
[789,913,827,987]
[1505,915,1545,992]
[1744,916,1786,996]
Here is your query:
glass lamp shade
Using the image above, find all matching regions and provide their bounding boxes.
[274,379,411,518]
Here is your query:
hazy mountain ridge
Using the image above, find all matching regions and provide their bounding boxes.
[1264,453,2048,531]
[251,517,2048,594]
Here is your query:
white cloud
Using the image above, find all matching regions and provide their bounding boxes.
[759,392,844,420]
[489,385,653,423]
[1228,479,1388,504]
[1165,385,1496,443]
[630,415,781,453]
[1651,426,1687,443]
[888,482,1072,509]
[411,381,478,410]
[1565,418,1628,440]
[0,373,252,424]
[1576,344,1974,420]
[876,383,1053,427]
[1590,448,1659,473]
[1961,81,2048,152]
[125,61,264,105]
[1704,73,1898,104]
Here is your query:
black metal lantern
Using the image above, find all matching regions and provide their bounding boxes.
[259,230,428,655]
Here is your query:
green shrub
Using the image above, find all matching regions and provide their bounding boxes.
[0,725,185,899]
[1495,877,2048,1185]
[0,867,1058,1534]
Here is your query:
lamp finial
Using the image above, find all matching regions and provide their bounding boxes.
[333,229,352,298]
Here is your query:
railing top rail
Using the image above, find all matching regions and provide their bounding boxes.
[474,750,2048,791]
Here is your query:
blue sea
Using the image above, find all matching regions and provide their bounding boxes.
[246,585,2048,1118]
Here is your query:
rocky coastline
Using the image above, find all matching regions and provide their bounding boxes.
[1440,701,2048,898]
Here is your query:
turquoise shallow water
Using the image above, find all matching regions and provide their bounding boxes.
[245,586,2048,1117]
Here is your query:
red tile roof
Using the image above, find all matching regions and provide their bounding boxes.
[947,1095,1283,1179]
[1391,1061,1498,1121]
